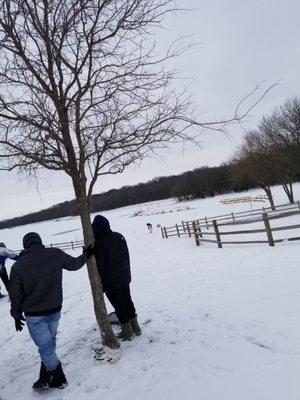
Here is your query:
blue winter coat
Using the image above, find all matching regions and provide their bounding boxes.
[0,248,18,272]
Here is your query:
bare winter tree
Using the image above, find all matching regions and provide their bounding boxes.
[259,97,300,204]
[232,131,277,210]
[0,0,272,355]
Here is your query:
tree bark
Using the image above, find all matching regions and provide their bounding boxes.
[282,181,294,204]
[73,180,119,349]
[263,186,276,210]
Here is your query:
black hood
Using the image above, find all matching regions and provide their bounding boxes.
[92,215,112,238]
[23,232,43,249]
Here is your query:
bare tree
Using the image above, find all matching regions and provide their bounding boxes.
[232,131,277,210]
[259,97,300,204]
[0,0,272,355]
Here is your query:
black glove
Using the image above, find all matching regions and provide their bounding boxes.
[82,244,95,259]
[14,316,25,332]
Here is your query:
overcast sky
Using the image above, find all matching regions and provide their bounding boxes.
[1,0,300,220]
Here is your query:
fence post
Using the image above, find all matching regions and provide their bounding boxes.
[176,224,180,237]
[231,212,235,223]
[192,222,200,246]
[161,227,165,238]
[182,221,186,233]
[213,220,222,248]
[187,223,192,237]
[205,217,208,229]
[298,200,300,210]
[262,213,274,247]
[164,227,168,239]
[71,241,74,250]
[197,223,203,238]
[192,221,196,235]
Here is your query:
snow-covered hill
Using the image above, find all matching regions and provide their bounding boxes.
[1,184,300,400]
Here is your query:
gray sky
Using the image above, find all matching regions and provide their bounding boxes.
[1,0,300,220]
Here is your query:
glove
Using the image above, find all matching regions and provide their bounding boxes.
[82,244,95,259]
[14,315,25,332]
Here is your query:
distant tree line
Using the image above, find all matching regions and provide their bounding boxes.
[1,96,299,230]
[0,165,254,230]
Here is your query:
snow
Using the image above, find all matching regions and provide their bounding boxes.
[1,184,300,400]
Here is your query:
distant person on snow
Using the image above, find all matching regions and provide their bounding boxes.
[92,215,141,341]
[146,223,153,234]
[0,242,18,298]
[9,232,94,392]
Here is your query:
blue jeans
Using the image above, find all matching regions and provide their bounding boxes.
[26,312,61,371]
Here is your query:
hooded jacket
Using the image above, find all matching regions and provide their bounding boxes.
[92,216,131,292]
[0,244,18,273]
[10,236,87,319]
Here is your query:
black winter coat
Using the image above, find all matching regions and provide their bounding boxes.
[94,232,131,292]
[10,244,86,319]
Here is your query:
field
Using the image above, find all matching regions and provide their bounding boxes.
[1,184,300,400]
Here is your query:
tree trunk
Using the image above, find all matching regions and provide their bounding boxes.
[79,202,119,349]
[282,181,295,204]
[73,179,119,349]
[263,186,276,210]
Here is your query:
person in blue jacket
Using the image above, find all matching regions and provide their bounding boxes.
[0,242,18,298]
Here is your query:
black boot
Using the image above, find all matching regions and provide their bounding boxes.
[117,322,134,341]
[130,316,142,336]
[32,363,50,391]
[49,362,68,389]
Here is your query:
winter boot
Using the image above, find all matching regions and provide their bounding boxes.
[117,322,134,341]
[130,316,142,336]
[32,363,51,391]
[49,362,68,389]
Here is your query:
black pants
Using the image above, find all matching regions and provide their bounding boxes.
[0,267,10,293]
[106,285,136,324]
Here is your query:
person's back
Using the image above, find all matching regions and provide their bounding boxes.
[92,215,141,341]
[11,245,84,317]
[94,230,131,292]
[9,232,92,392]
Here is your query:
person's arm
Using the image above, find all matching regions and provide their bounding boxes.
[0,247,18,260]
[62,252,87,271]
[10,266,24,320]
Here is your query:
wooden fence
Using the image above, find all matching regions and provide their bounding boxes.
[15,239,84,253]
[193,213,300,248]
[161,202,300,248]
[181,201,300,229]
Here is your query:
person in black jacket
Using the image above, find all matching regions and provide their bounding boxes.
[9,232,94,392]
[92,215,141,341]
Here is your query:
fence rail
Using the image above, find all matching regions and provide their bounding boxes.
[161,201,300,248]
[15,239,84,253]
[181,201,300,229]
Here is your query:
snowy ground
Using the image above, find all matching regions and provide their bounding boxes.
[1,184,300,400]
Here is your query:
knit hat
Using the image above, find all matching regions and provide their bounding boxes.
[0,242,6,248]
[23,232,42,249]
[92,215,111,237]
